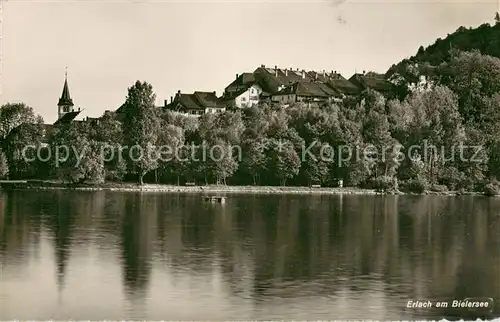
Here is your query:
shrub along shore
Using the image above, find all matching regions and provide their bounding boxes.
[0,180,485,196]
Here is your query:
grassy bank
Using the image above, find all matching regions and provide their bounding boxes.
[0,180,485,196]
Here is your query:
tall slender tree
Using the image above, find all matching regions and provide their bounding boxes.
[121,81,161,185]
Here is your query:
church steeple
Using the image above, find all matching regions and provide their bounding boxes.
[57,68,75,120]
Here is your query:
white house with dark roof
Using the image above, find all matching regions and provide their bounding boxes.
[222,73,263,108]
[232,84,262,108]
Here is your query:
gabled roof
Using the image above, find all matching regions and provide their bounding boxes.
[223,87,249,101]
[253,67,317,93]
[223,83,262,101]
[317,82,341,97]
[274,81,340,98]
[251,66,363,97]
[193,91,225,108]
[224,73,258,100]
[54,110,81,126]
[253,67,284,93]
[348,73,394,93]
[327,73,361,96]
[177,93,203,110]
[167,91,225,111]
[225,73,256,90]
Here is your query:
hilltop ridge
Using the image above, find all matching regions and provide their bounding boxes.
[387,21,500,77]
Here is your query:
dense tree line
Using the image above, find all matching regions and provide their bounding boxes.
[2,46,500,193]
[387,20,500,77]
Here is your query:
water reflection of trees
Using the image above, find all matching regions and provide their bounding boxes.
[0,190,42,267]
[120,194,156,299]
[1,191,499,317]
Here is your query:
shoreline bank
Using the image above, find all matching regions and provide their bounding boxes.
[0,180,486,196]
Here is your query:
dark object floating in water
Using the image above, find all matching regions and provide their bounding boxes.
[203,196,226,204]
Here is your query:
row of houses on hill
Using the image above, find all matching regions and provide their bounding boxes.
[163,65,395,116]
[50,64,396,129]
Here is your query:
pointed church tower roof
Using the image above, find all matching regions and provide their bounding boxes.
[58,70,74,107]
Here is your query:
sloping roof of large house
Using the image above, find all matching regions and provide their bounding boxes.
[251,65,359,97]
[167,91,225,111]
[225,73,256,90]
[326,73,361,96]
[223,88,251,101]
[348,73,394,93]
[274,81,341,98]
[223,73,259,100]
[253,66,315,93]
[193,91,225,108]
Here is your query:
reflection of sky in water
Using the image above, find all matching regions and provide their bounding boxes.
[0,191,498,320]
[1,235,403,320]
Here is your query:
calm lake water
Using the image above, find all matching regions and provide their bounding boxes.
[0,190,499,320]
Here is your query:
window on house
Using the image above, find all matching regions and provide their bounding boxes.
[241,97,247,102]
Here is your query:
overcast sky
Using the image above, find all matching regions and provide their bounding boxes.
[1,0,498,123]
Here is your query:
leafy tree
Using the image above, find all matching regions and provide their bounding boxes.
[266,139,300,186]
[90,111,126,181]
[3,122,45,179]
[215,111,245,145]
[93,110,123,144]
[387,22,500,75]
[51,122,105,184]
[346,156,372,186]
[393,86,465,184]
[242,106,270,140]
[157,123,186,185]
[240,139,267,185]
[121,81,161,184]
[0,103,44,178]
[361,92,399,179]
[207,139,239,185]
[440,50,500,124]
[68,140,106,184]
[197,113,218,144]
[301,141,332,186]
[0,149,8,179]
[267,108,290,139]
[0,103,41,143]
